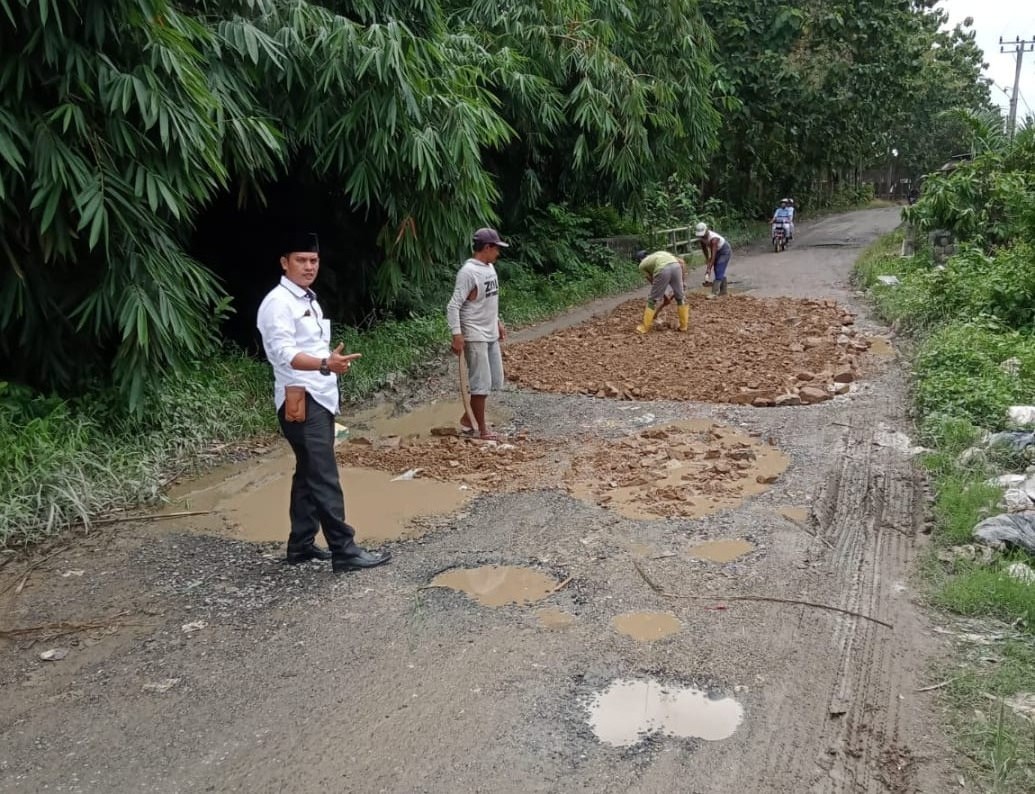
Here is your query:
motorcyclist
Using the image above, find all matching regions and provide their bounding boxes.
[770,199,792,244]
[786,198,796,239]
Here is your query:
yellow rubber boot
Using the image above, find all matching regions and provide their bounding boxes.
[635,307,656,334]
[677,304,689,331]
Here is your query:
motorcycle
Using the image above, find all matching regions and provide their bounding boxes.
[772,220,789,253]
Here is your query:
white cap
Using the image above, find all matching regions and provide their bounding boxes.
[694,222,708,238]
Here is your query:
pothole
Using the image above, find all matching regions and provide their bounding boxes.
[688,539,755,564]
[865,336,894,357]
[428,565,559,607]
[348,400,512,440]
[162,452,470,544]
[337,420,789,520]
[588,678,744,747]
[611,612,681,641]
[568,420,788,520]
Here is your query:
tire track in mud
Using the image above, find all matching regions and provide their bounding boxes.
[758,424,924,793]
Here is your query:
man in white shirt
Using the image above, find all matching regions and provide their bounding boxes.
[446,228,507,440]
[256,232,391,573]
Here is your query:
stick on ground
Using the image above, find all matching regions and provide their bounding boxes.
[633,560,893,629]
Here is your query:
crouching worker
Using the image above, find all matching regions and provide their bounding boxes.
[633,250,689,333]
[695,222,732,299]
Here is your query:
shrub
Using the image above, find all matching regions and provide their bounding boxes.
[914,320,1035,428]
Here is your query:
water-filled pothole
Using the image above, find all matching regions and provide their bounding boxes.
[865,336,894,357]
[688,539,755,564]
[569,420,789,520]
[429,565,558,607]
[611,612,681,641]
[588,678,744,747]
[163,453,469,544]
[348,400,511,439]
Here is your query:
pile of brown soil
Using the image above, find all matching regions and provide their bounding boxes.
[505,296,870,405]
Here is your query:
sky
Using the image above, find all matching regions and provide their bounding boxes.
[938,0,1035,120]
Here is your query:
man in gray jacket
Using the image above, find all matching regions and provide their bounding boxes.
[446,228,507,440]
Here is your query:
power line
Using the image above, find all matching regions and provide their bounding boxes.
[1000,36,1035,138]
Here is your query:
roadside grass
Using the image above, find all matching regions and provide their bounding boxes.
[0,355,275,549]
[855,233,1035,792]
[934,560,1035,628]
[943,642,1035,793]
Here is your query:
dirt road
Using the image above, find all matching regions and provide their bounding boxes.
[0,207,956,793]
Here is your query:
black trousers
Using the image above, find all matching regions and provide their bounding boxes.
[277,394,358,554]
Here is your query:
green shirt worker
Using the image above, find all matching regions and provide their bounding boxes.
[633,250,689,333]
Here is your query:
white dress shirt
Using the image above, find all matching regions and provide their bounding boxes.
[256,276,339,415]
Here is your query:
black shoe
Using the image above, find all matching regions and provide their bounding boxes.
[332,548,392,573]
[285,544,333,564]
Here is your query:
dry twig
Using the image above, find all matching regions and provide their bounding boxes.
[551,576,574,593]
[633,560,893,629]
[0,547,69,597]
[915,679,954,693]
[0,610,136,639]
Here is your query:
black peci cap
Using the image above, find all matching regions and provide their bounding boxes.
[282,231,319,257]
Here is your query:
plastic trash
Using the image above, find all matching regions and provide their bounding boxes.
[987,430,1035,452]
[987,473,1026,489]
[876,275,900,286]
[972,511,1035,554]
[391,468,423,481]
[1007,406,1035,428]
[1002,488,1034,511]
[333,423,350,446]
[873,428,925,455]
[1005,562,1035,584]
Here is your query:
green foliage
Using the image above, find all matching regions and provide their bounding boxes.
[0,352,274,548]
[944,642,1035,792]
[914,321,1035,428]
[904,163,1035,251]
[700,0,989,209]
[853,229,905,288]
[935,562,1035,631]
[445,1,721,214]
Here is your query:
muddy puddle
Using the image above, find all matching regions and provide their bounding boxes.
[537,608,576,630]
[865,336,894,357]
[348,400,511,440]
[429,565,559,607]
[162,450,470,545]
[688,539,755,564]
[588,678,744,747]
[569,420,789,520]
[612,612,681,641]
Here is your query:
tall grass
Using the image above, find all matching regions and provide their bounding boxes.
[0,354,274,549]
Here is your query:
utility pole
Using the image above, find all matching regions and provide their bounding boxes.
[1000,36,1035,139]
